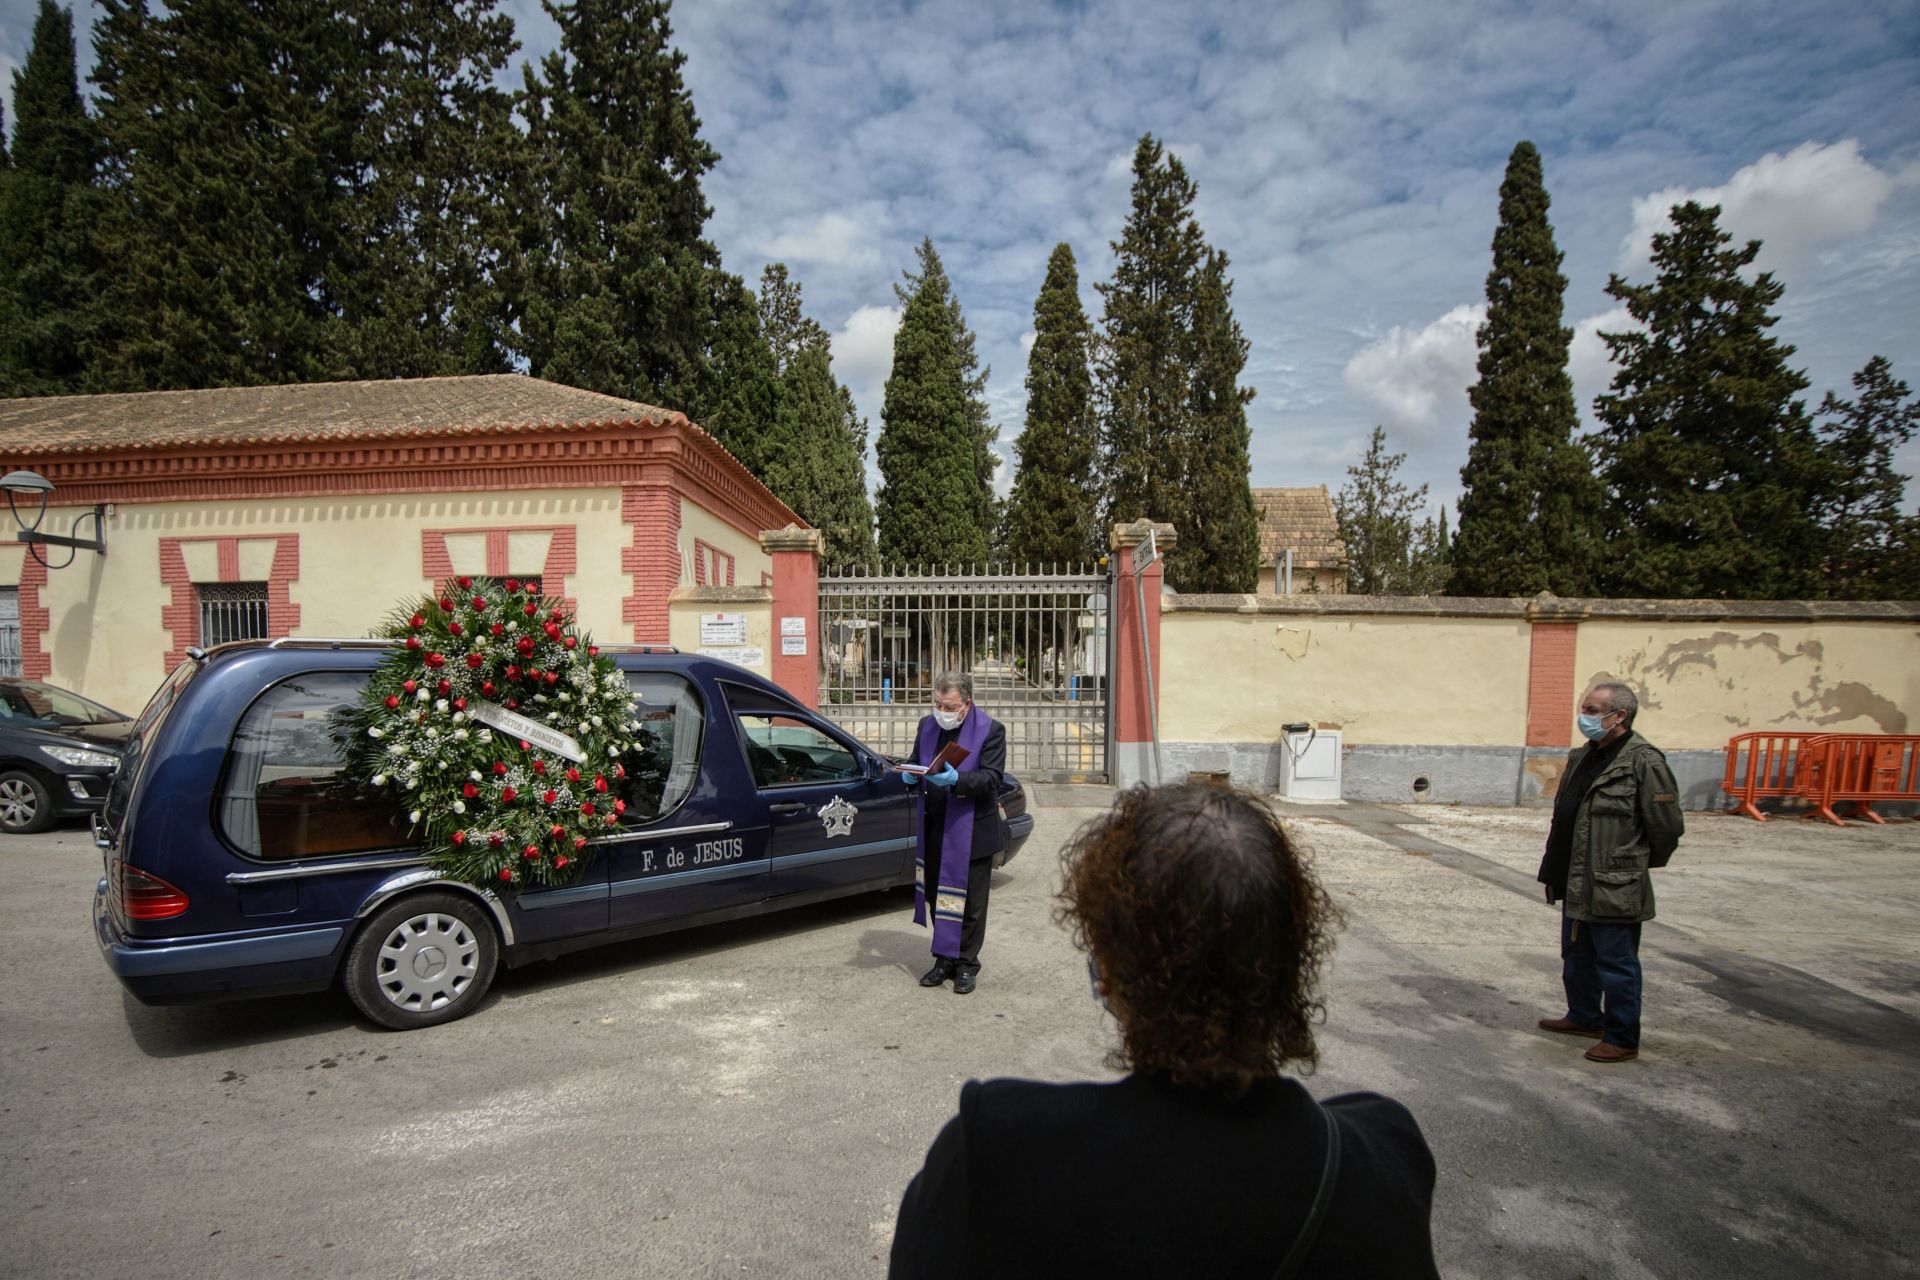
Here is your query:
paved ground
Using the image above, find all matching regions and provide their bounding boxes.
[1,795,1916,1279]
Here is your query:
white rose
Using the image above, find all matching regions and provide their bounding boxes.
[454,729,469,741]
[591,716,603,728]
[368,727,384,739]
[479,730,493,742]
[371,773,388,786]
[452,800,466,815]
[451,711,465,724]
[425,727,439,739]
[435,698,449,713]
[415,689,429,702]
[469,770,483,782]
[409,809,422,824]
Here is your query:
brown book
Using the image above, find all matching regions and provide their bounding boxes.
[894,741,971,774]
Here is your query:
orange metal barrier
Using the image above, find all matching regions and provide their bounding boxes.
[1722,732,1815,821]
[1794,734,1920,827]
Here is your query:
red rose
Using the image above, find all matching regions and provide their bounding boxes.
[506,698,519,709]
[466,653,483,669]
[572,837,587,850]
[613,799,627,814]
[543,789,558,805]
[472,596,487,610]
[448,622,463,637]
[580,802,595,817]
[605,813,619,826]
[564,637,578,650]
[525,582,538,595]
[505,578,519,591]
[532,759,546,774]
[517,637,535,655]
[524,602,538,616]
[482,681,497,696]
[614,764,626,779]
[454,697,467,710]
[437,680,451,695]
[491,623,504,637]
[439,596,453,610]
[505,665,520,680]
[556,854,571,868]
[403,680,418,692]
[409,613,425,629]
[549,824,565,839]
[543,622,560,639]
[498,867,513,882]
[548,608,562,622]
[542,671,557,685]
[523,844,538,859]
[458,576,473,589]
[451,831,467,845]
[519,739,531,751]
[492,762,508,775]
[463,783,479,798]
[593,776,608,793]
[588,646,599,657]
[501,787,517,803]
[405,636,422,651]
[385,695,400,709]
[566,768,581,783]
[425,652,445,668]
[489,832,504,847]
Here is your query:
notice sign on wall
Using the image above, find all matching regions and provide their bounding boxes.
[780,616,807,637]
[781,636,807,656]
[700,612,748,645]
[698,647,766,668]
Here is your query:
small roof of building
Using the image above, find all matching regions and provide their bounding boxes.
[1253,486,1346,569]
[0,374,680,455]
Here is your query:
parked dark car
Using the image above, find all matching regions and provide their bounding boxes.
[93,640,1033,1029]
[0,677,130,834]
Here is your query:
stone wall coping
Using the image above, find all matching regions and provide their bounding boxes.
[759,525,825,554]
[669,584,773,604]
[1164,591,1920,623]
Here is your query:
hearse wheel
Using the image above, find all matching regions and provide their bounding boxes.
[345,891,499,1030]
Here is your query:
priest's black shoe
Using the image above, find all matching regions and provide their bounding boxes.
[953,965,979,995]
[919,959,955,987]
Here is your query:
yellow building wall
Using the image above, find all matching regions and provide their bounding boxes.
[1159,608,1531,746]
[680,500,770,587]
[1576,620,1919,747]
[668,587,773,679]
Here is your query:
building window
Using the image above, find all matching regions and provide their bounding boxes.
[199,582,270,647]
[0,587,19,677]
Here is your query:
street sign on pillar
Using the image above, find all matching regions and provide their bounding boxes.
[1134,528,1158,572]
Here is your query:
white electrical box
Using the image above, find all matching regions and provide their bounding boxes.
[1276,729,1342,801]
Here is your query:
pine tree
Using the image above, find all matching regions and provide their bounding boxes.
[874,240,992,567]
[517,0,747,419]
[1594,202,1824,599]
[1180,248,1261,592]
[1452,141,1599,596]
[329,0,523,378]
[1334,427,1450,595]
[1005,243,1100,567]
[90,0,372,390]
[1812,356,1919,598]
[1098,136,1202,534]
[0,0,102,396]
[752,264,875,570]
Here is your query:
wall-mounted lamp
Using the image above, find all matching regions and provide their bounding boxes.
[1,470,108,569]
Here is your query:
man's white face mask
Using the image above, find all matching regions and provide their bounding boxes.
[933,707,965,731]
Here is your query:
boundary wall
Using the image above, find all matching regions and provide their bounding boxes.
[1145,591,1920,810]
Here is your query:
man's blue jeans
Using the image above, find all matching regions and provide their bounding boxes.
[1561,916,1643,1049]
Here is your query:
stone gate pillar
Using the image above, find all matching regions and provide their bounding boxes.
[1110,519,1176,788]
[761,525,823,708]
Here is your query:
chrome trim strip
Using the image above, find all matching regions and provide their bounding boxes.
[226,853,428,885]
[769,836,915,870]
[515,883,611,911]
[609,860,769,899]
[596,820,733,844]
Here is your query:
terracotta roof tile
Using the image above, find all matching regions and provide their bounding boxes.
[0,374,682,455]
[1253,486,1346,568]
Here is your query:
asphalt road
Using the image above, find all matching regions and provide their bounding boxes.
[2,799,1916,1279]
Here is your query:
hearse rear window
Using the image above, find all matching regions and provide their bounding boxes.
[219,670,710,861]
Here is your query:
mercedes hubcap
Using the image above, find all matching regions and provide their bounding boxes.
[375,913,479,1013]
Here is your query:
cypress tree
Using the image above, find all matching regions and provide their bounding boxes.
[1098,135,1202,535]
[0,0,101,396]
[1812,356,1919,598]
[1005,243,1100,567]
[1334,426,1450,595]
[874,240,992,567]
[1180,248,1261,592]
[1452,141,1599,596]
[90,0,372,390]
[330,0,523,378]
[517,0,743,417]
[1594,202,1824,599]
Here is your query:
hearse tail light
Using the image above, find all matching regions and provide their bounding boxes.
[114,860,190,920]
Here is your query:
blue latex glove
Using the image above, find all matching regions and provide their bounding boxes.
[900,768,922,786]
[926,764,960,788]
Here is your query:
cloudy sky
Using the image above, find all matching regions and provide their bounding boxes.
[5,0,1918,515]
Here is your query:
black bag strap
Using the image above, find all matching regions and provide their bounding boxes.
[1270,1105,1342,1280]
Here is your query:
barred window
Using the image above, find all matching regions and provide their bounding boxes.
[199,582,270,646]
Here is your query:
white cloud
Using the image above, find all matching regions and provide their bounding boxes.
[829,304,902,431]
[1019,330,1036,357]
[755,212,881,270]
[1617,140,1895,282]
[1569,306,1637,421]
[1341,304,1484,435]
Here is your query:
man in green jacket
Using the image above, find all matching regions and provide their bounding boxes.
[1535,682,1685,1063]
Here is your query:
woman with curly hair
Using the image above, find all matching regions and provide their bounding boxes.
[890,783,1439,1279]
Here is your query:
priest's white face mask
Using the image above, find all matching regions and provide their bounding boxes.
[933,689,970,732]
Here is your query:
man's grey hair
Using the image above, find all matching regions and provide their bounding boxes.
[935,672,973,700]
[1591,681,1638,726]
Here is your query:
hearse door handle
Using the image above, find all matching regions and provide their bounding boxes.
[769,803,808,817]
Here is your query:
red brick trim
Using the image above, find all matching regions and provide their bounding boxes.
[9,420,801,543]
[621,486,680,644]
[158,534,302,674]
[692,539,735,588]
[14,551,51,680]
[1525,621,1580,747]
[420,525,580,614]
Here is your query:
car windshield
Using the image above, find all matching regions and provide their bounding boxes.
[0,679,128,728]
[101,662,195,835]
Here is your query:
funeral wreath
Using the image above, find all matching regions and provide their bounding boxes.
[340,576,642,888]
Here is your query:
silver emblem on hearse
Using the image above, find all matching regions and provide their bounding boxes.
[818,795,858,838]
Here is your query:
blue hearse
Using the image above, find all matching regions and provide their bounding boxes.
[94,639,1032,1029]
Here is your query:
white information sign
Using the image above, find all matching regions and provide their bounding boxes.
[467,701,586,762]
[780,616,807,637]
[700,612,748,645]
[781,635,807,656]
[698,647,766,668]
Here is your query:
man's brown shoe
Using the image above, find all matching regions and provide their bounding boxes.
[1538,1017,1604,1039]
[1584,1042,1638,1063]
